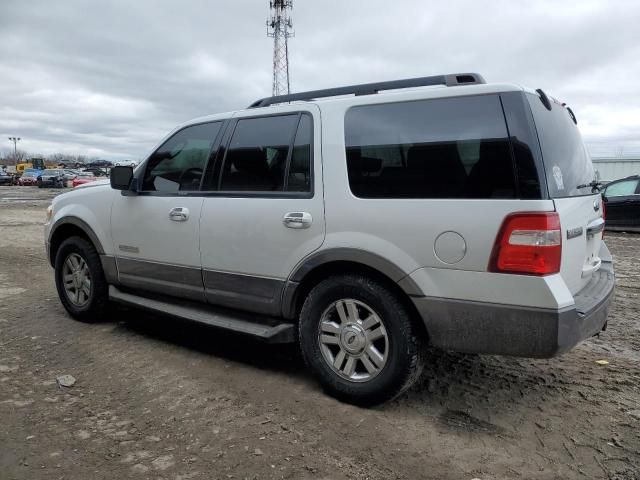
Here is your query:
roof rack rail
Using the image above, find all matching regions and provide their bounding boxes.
[248,72,486,108]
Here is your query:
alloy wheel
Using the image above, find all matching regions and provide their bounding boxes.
[318,298,389,382]
[62,253,92,307]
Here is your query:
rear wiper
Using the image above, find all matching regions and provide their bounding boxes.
[576,180,603,192]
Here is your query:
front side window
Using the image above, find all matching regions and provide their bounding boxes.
[142,122,222,192]
[219,114,311,192]
[344,95,515,199]
[605,179,639,197]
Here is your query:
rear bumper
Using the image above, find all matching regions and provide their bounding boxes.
[412,260,614,358]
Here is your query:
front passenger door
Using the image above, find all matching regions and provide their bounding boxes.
[110,121,224,301]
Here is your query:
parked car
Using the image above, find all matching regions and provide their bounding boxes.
[57,160,84,169]
[88,159,112,168]
[115,160,139,168]
[82,167,108,177]
[62,170,79,182]
[38,169,66,188]
[17,170,39,186]
[72,173,98,188]
[0,171,13,185]
[602,175,640,232]
[44,73,614,405]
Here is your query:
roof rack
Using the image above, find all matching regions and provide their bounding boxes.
[248,72,486,108]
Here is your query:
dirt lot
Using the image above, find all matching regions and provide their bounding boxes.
[0,186,639,480]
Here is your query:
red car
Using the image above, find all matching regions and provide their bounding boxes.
[72,174,97,188]
[17,171,39,186]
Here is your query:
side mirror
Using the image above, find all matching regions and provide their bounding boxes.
[110,166,134,191]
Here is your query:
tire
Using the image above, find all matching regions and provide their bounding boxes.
[299,274,425,406]
[54,236,109,322]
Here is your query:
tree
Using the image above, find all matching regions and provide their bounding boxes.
[11,149,28,164]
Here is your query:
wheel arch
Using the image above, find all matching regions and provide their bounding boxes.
[282,249,427,338]
[48,217,104,267]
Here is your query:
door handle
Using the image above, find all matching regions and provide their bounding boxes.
[283,212,312,229]
[586,217,605,237]
[169,207,189,222]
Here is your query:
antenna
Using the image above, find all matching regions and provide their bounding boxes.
[266,0,294,96]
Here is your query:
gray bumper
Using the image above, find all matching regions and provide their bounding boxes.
[412,261,615,358]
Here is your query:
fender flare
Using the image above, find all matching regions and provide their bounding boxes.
[48,216,105,265]
[281,247,423,318]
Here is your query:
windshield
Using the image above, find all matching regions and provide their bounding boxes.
[23,172,37,177]
[527,93,595,198]
[44,169,61,174]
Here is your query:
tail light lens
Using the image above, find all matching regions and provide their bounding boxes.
[489,212,562,275]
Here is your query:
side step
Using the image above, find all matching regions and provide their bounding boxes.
[108,286,296,344]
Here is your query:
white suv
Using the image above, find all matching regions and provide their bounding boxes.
[45,73,614,405]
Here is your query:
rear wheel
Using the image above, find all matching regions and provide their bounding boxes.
[54,236,109,322]
[299,274,424,406]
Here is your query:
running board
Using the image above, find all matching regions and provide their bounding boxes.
[108,286,295,343]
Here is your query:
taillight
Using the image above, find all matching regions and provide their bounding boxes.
[489,212,562,276]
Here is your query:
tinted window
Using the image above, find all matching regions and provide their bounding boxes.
[344,95,516,198]
[220,115,299,192]
[142,122,221,192]
[527,93,594,198]
[286,114,312,192]
[605,179,639,197]
[500,92,544,199]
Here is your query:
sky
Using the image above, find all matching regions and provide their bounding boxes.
[1,0,639,161]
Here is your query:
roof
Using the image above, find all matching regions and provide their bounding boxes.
[180,73,528,130]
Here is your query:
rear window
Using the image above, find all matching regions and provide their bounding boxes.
[526,93,595,198]
[344,95,516,199]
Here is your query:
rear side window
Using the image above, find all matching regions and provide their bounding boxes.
[344,95,516,199]
[219,114,311,192]
[526,93,595,198]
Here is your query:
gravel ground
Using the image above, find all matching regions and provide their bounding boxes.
[0,186,639,480]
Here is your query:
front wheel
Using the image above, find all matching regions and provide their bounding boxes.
[54,236,109,322]
[299,274,425,406]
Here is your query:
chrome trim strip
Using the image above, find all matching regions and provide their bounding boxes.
[566,226,583,240]
[118,245,140,254]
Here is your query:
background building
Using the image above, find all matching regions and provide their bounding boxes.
[592,157,640,182]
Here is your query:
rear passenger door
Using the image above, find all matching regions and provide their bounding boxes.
[199,106,324,316]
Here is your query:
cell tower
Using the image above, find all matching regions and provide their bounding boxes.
[267,0,294,96]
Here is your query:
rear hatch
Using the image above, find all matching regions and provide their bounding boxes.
[527,92,603,295]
